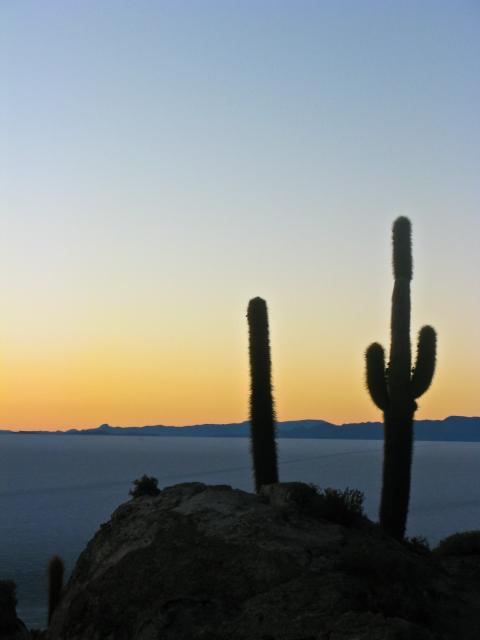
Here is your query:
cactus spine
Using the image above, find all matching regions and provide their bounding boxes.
[366,217,436,540]
[247,297,278,492]
[48,555,64,625]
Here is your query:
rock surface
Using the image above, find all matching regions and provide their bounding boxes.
[0,581,30,640]
[48,482,480,640]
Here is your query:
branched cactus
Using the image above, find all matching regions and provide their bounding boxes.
[366,217,437,540]
[247,297,278,492]
[48,554,64,625]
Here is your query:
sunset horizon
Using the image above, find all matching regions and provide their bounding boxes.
[3,4,479,432]
[3,413,480,434]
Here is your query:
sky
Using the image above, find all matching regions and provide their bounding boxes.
[1,1,479,429]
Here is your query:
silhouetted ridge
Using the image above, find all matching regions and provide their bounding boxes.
[5,417,480,441]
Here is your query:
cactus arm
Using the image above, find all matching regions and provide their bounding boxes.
[365,343,389,411]
[411,325,437,399]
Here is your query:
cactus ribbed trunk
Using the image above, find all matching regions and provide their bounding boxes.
[247,297,278,492]
[381,407,414,538]
[366,218,436,540]
[381,273,414,537]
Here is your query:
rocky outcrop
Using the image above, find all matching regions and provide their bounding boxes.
[0,581,30,640]
[47,483,480,640]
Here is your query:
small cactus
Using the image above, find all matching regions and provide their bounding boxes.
[247,297,278,492]
[48,555,64,625]
[365,217,437,540]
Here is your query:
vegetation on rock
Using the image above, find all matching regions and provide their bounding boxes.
[404,535,431,555]
[287,484,365,526]
[311,486,365,525]
[129,474,161,498]
[435,531,480,556]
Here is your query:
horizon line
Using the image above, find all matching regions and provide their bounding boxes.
[2,414,479,434]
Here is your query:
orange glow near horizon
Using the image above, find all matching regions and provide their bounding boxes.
[1,303,478,430]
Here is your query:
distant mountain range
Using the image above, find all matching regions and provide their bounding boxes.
[2,416,480,442]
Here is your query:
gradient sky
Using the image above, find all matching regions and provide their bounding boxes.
[1,1,479,429]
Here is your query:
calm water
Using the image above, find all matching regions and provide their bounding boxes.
[1,434,480,628]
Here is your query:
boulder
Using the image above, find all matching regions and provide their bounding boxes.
[0,581,30,640]
[47,482,472,640]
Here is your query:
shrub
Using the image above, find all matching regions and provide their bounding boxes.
[404,535,431,555]
[129,475,161,499]
[309,486,365,526]
[435,530,480,556]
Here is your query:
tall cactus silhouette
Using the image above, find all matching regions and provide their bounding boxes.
[365,217,437,540]
[247,297,278,492]
[48,555,64,625]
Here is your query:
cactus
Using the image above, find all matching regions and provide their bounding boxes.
[247,297,278,492]
[365,217,437,540]
[48,555,64,625]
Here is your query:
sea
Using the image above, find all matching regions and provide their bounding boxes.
[1,434,480,629]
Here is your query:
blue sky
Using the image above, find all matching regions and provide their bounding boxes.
[1,1,479,427]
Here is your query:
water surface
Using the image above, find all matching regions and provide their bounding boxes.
[1,434,479,628]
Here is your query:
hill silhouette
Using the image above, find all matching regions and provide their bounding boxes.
[4,416,480,442]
